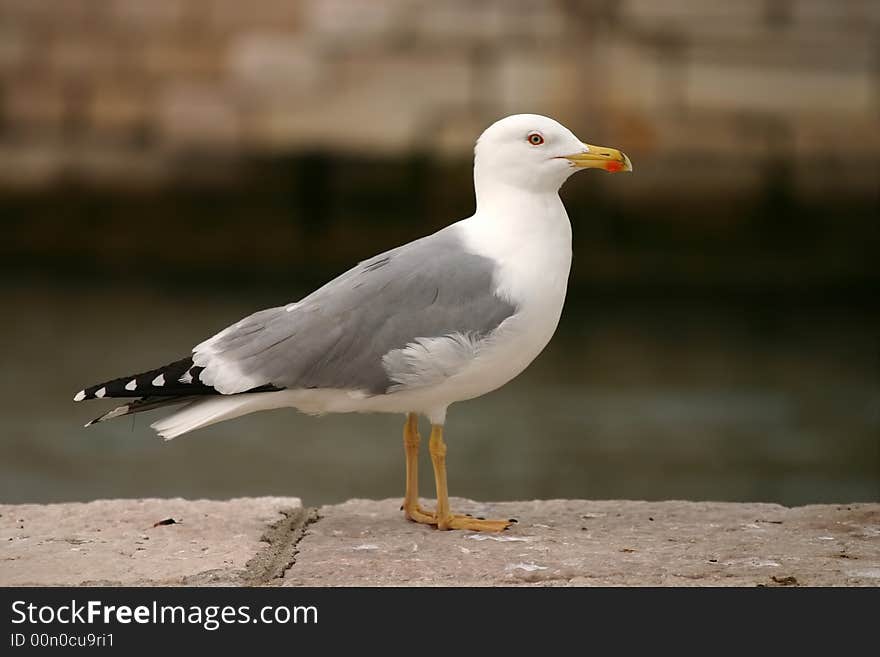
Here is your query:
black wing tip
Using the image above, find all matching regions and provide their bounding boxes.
[73,357,202,402]
[74,385,110,402]
[74,356,279,406]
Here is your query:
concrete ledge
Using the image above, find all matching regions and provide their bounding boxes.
[0,497,307,586]
[2,498,878,587]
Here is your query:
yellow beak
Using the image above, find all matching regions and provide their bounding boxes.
[563,144,633,173]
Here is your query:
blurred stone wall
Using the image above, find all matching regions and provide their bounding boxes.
[0,0,878,201]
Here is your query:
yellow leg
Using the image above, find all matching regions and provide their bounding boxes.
[428,424,513,532]
[402,413,434,523]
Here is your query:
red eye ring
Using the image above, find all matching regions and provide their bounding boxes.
[527,132,544,146]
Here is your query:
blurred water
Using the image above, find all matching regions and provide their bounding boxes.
[0,279,877,506]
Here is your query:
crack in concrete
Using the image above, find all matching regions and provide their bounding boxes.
[241,506,320,586]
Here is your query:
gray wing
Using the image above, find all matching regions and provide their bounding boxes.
[192,224,517,395]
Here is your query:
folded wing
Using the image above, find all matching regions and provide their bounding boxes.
[193,224,518,396]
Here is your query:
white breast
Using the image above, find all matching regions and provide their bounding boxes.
[440,192,574,400]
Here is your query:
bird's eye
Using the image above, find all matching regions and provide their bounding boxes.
[527,132,544,146]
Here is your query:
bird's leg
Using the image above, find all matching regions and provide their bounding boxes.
[402,413,434,523]
[428,424,513,532]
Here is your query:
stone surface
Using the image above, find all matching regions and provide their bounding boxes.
[0,497,304,586]
[1,497,877,586]
[283,498,880,587]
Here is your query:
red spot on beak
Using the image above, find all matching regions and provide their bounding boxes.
[605,161,624,173]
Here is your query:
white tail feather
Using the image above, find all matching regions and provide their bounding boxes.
[150,393,286,440]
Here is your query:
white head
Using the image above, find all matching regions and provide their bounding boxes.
[473,114,632,197]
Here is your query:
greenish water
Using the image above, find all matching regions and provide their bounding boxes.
[0,280,877,507]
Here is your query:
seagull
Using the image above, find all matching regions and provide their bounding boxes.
[74,114,631,532]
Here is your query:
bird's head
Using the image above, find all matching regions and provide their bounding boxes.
[473,114,632,194]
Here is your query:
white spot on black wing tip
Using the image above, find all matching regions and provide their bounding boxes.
[124,379,137,391]
[94,387,106,399]
[152,374,165,387]
[73,390,86,402]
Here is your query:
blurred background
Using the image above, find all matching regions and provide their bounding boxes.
[0,0,877,507]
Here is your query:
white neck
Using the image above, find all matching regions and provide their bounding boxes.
[474,168,564,212]
[459,181,573,308]
[470,180,570,252]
